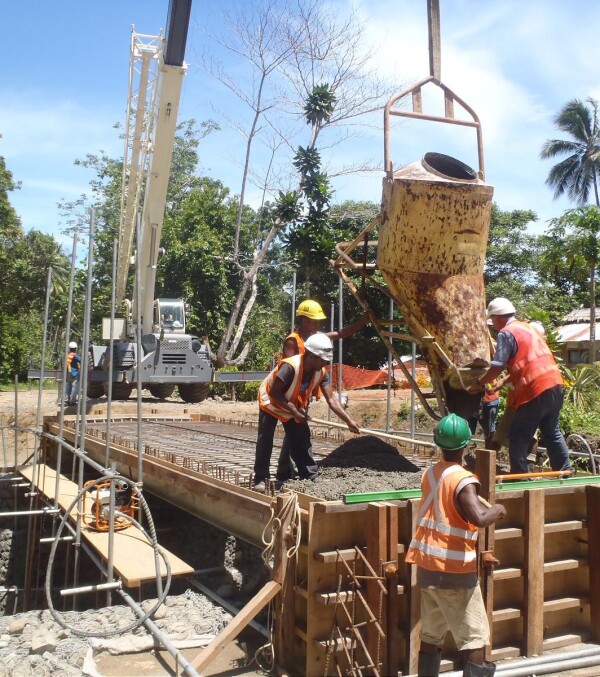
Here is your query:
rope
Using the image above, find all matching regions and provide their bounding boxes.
[255,491,302,671]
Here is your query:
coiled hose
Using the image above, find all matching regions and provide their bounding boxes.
[45,476,172,637]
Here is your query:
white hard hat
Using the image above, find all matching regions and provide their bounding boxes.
[530,321,546,337]
[304,333,333,360]
[486,297,516,318]
[68,341,78,349]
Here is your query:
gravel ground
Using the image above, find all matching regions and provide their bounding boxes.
[0,590,232,676]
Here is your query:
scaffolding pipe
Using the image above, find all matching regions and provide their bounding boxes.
[107,462,117,606]
[61,581,122,597]
[39,536,74,543]
[13,376,18,471]
[0,508,59,517]
[443,646,600,677]
[290,270,297,334]
[135,213,144,493]
[55,232,78,510]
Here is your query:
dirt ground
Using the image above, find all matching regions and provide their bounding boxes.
[0,387,423,437]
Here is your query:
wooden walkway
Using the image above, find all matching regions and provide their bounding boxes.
[20,463,194,587]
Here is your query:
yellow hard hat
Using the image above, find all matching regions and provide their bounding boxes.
[296,299,326,320]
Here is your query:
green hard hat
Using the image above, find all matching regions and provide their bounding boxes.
[433,413,472,451]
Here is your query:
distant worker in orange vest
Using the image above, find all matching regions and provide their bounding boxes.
[65,341,81,407]
[274,299,368,485]
[469,298,572,474]
[253,333,360,492]
[406,414,506,677]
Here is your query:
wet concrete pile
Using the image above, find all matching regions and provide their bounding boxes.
[287,435,423,501]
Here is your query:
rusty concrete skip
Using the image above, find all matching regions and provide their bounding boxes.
[377,153,493,391]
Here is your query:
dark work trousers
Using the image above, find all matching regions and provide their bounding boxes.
[254,410,308,483]
[508,385,572,474]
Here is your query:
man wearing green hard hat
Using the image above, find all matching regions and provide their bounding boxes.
[406,413,506,677]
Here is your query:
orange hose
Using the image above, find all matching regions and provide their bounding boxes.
[495,470,573,480]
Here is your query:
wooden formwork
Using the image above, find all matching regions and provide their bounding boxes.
[285,454,600,676]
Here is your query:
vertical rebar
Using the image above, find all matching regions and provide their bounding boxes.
[410,342,417,438]
[73,209,96,606]
[386,298,394,432]
[337,278,343,399]
[290,270,297,334]
[105,238,118,468]
[55,233,78,508]
[327,302,334,429]
[107,462,116,606]
[13,376,18,470]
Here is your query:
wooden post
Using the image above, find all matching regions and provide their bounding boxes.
[274,494,297,673]
[475,449,496,659]
[586,486,600,642]
[386,504,400,675]
[524,489,544,655]
[366,503,388,675]
[406,499,421,676]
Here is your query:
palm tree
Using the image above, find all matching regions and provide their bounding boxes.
[540,97,600,207]
[542,99,600,362]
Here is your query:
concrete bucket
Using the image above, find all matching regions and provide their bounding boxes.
[377,152,493,413]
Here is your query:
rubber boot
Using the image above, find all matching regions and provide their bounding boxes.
[418,649,442,677]
[463,660,496,677]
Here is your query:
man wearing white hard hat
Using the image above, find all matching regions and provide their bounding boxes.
[253,333,360,492]
[65,341,81,407]
[469,298,571,474]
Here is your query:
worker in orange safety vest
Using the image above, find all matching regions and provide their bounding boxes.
[274,299,368,485]
[405,414,506,677]
[469,298,572,475]
[252,333,360,492]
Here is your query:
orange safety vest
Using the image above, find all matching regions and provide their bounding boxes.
[502,321,562,409]
[258,354,325,422]
[66,352,74,371]
[284,331,306,356]
[405,461,479,574]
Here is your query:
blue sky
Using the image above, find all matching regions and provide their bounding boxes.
[2,0,600,248]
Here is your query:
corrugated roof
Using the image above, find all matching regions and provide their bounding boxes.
[563,308,592,323]
[556,322,600,342]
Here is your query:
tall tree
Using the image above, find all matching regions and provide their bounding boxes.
[201,0,394,367]
[540,97,600,206]
[548,206,600,362]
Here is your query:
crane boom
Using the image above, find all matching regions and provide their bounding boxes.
[90,0,214,404]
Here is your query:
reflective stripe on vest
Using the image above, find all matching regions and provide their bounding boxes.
[503,321,563,409]
[258,354,325,422]
[405,462,479,573]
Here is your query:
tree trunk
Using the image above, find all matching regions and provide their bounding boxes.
[590,264,597,363]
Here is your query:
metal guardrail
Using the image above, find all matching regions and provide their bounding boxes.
[28,369,270,384]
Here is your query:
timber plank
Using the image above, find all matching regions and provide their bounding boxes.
[543,596,589,612]
[493,567,521,580]
[544,520,585,534]
[524,489,544,655]
[543,633,589,650]
[20,463,193,587]
[492,607,521,622]
[586,486,600,642]
[495,527,523,540]
[543,558,587,573]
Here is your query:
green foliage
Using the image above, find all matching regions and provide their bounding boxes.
[562,364,600,411]
[303,84,336,126]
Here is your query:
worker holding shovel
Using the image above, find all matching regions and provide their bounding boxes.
[406,414,505,677]
[252,333,360,492]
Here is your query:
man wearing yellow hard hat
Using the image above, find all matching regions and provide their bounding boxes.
[253,299,368,492]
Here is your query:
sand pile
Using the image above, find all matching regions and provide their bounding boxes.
[319,436,420,472]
